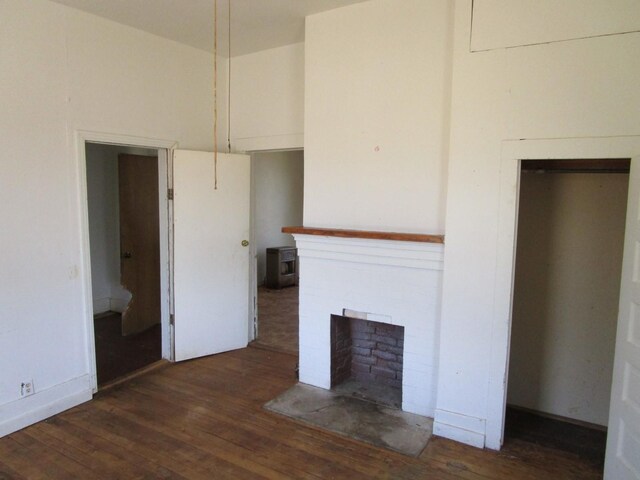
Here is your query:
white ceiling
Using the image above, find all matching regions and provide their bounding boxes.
[50,0,368,57]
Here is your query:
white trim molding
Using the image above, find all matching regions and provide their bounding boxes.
[293,235,445,270]
[75,130,178,393]
[434,409,486,449]
[76,130,178,151]
[233,133,303,153]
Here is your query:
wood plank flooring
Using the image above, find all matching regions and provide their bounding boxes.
[505,406,606,470]
[252,286,298,354]
[0,347,602,479]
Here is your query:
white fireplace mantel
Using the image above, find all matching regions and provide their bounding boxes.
[292,232,444,417]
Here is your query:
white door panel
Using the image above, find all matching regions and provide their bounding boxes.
[172,150,250,362]
[605,157,640,479]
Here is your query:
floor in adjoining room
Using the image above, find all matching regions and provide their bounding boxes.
[0,347,604,479]
[252,285,298,354]
[94,312,161,386]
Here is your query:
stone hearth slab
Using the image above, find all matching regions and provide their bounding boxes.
[264,383,432,457]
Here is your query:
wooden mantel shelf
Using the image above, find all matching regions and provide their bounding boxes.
[282,226,444,244]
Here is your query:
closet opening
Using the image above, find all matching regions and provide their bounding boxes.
[505,158,630,471]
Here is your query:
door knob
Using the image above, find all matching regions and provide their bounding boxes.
[241,240,249,247]
[121,251,132,259]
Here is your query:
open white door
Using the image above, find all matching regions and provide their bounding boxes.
[605,157,640,480]
[172,150,250,362]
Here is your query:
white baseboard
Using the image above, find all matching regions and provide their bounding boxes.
[94,296,129,314]
[93,297,111,314]
[0,375,93,437]
[110,297,129,313]
[433,409,486,448]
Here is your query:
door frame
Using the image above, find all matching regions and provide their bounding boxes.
[488,135,640,450]
[76,130,177,392]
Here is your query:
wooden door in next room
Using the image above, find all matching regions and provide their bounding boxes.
[118,153,161,336]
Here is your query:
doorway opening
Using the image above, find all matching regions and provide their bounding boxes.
[505,158,630,471]
[250,150,304,355]
[85,142,166,387]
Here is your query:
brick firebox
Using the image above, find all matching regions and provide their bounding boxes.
[330,314,404,399]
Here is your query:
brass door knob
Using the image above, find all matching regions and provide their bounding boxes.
[241,240,249,247]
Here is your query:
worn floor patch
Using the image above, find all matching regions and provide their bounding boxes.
[264,383,432,457]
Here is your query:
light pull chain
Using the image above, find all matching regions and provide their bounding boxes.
[227,0,231,153]
[213,0,218,189]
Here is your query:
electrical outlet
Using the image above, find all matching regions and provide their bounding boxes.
[21,380,34,397]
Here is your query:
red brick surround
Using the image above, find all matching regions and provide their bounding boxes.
[330,315,404,391]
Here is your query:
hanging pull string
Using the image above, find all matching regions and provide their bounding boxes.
[227,0,231,153]
[213,0,218,189]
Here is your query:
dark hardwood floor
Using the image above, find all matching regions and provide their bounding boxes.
[0,347,603,479]
[505,406,607,470]
[94,312,161,385]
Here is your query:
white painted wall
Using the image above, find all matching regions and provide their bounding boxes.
[0,0,227,436]
[86,144,120,314]
[231,43,304,152]
[304,0,453,234]
[85,143,156,314]
[471,0,640,51]
[253,151,304,285]
[65,12,228,152]
[438,0,640,447]
[508,172,628,426]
